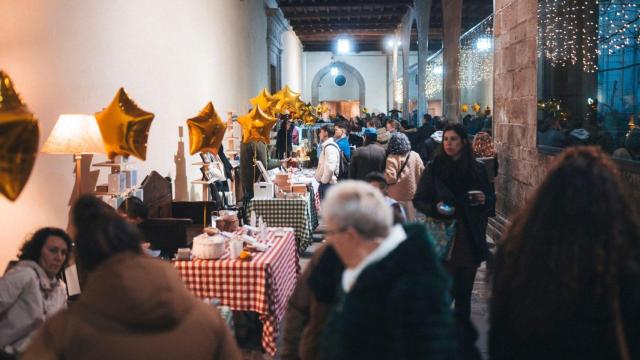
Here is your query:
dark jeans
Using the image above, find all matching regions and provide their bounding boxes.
[444,263,478,320]
[318,183,332,200]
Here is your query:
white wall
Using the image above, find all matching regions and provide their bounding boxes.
[0,0,274,270]
[303,52,389,114]
[282,30,303,93]
[319,72,360,101]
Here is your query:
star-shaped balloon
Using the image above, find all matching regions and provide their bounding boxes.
[187,102,226,155]
[0,70,39,201]
[273,85,301,115]
[250,88,278,116]
[237,106,277,144]
[95,88,154,160]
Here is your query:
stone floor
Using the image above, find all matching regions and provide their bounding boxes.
[240,232,493,360]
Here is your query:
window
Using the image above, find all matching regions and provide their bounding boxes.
[537,0,640,162]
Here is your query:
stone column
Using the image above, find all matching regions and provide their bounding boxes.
[442,0,462,122]
[413,0,433,122]
[267,8,289,92]
[399,9,414,118]
[392,36,399,110]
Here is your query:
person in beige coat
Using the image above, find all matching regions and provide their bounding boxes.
[315,125,340,199]
[384,132,424,221]
[22,196,241,360]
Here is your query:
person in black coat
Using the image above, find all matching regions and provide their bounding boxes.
[348,128,386,180]
[413,123,495,322]
[318,181,455,360]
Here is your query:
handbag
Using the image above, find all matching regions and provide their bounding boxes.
[423,217,456,261]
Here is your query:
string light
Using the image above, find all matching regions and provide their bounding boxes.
[459,15,494,90]
[425,52,443,98]
[538,0,599,72]
[598,1,639,55]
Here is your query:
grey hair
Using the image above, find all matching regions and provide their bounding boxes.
[321,181,393,239]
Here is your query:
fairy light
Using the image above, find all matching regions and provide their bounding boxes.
[538,0,599,72]
[425,51,443,98]
[459,15,494,90]
[598,1,639,55]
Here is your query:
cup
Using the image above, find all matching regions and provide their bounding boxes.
[467,190,484,206]
[229,239,243,260]
[437,202,455,216]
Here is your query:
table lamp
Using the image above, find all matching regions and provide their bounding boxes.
[41,114,105,196]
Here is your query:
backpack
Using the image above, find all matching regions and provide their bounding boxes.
[327,143,350,181]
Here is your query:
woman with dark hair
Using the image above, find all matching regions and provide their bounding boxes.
[0,228,71,356]
[23,195,241,360]
[490,147,640,360]
[413,123,495,321]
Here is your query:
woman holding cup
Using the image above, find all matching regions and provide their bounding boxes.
[413,123,495,322]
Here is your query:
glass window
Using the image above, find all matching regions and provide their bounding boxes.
[537,0,640,162]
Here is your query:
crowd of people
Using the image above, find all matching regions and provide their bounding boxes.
[1,109,639,359]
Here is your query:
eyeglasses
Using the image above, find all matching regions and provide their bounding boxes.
[324,227,347,237]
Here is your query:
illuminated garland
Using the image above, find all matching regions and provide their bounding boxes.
[599,1,640,55]
[459,15,494,90]
[425,52,443,98]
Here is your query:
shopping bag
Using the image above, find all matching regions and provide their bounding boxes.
[424,217,456,260]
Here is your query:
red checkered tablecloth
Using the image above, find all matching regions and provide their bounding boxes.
[173,228,299,357]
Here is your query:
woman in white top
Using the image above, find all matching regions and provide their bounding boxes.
[0,228,71,356]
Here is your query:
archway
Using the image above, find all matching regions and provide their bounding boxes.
[311,61,365,111]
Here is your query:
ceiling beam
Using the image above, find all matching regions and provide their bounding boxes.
[284,11,407,20]
[279,2,411,9]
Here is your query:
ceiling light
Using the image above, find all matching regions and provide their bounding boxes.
[330,66,338,76]
[337,38,351,53]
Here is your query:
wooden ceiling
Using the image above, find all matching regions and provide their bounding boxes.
[276,0,494,52]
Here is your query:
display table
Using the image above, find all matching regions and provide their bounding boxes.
[247,188,318,254]
[173,228,298,357]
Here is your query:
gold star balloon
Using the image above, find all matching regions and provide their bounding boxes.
[237,105,277,144]
[461,104,469,113]
[95,88,154,161]
[250,88,278,116]
[0,70,39,201]
[273,85,301,115]
[187,101,226,155]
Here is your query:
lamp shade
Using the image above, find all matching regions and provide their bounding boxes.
[42,114,105,154]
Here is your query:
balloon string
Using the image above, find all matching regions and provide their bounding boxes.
[253,146,258,183]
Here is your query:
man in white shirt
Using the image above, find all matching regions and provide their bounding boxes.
[315,125,340,200]
[318,181,455,359]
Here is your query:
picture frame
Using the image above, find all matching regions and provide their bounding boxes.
[199,152,211,163]
[255,160,272,183]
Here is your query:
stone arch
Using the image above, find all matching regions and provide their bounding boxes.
[311,61,365,107]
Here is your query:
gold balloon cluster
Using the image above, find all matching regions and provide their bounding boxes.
[95,88,154,160]
[0,71,39,202]
[239,85,322,144]
[187,102,226,155]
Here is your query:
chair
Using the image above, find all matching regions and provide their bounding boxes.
[139,218,193,259]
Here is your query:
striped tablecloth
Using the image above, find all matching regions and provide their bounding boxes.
[173,228,299,357]
[248,189,318,254]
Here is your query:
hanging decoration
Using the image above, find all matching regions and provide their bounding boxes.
[0,70,39,202]
[187,101,226,155]
[459,15,494,90]
[95,88,154,160]
[425,51,443,99]
[598,1,640,55]
[537,0,599,72]
[237,105,277,144]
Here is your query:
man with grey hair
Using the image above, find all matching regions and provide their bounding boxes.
[318,181,455,359]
